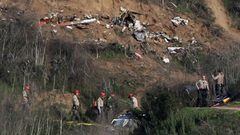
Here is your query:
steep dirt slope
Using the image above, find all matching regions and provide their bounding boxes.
[204,0,240,41]
[0,0,219,105]
[28,1,202,76]
[2,0,210,44]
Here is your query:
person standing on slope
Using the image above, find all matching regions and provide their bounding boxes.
[72,90,80,121]
[105,93,117,122]
[22,84,31,111]
[97,91,106,115]
[212,70,225,99]
[128,93,139,109]
[196,75,210,107]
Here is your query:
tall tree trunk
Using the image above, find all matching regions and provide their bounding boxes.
[35,44,39,66]
[59,118,63,135]
[53,75,56,90]
[96,48,99,59]
[1,34,6,63]
[12,73,16,92]
[62,74,67,93]
[43,71,47,89]
[23,74,26,89]
[40,44,46,65]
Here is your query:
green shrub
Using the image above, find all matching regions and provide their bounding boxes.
[140,86,183,134]
[171,43,205,73]
[99,43,126,59]
[162,108,240,135]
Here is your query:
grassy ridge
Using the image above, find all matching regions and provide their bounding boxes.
[160,107,240,135]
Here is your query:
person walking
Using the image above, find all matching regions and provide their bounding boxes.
[72,90,80,121]
[105,93,117,122]
[97,91,106,115]
[22,84,31,111]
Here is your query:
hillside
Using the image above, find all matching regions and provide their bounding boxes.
[205,0,240,41]
[0,0,240,135]
[7,0,213,82]
[0,0,209,99]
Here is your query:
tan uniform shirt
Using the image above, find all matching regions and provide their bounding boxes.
[72,95,79,106]
[22,90,28,103]
[131,96,139,109]
[196,80,209,90]
[212,73,224,85]
[97,97,104,114]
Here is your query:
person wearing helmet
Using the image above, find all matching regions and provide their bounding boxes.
[128,93,139,109]
[97,91,106,115]
[22,84,30,111]
[72,90,80,121]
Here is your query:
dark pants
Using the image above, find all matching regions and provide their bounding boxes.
[22,102,30,111]
[72,105,80,121]
[98,107,104,115]
[215,84,224,98]
[105,108,114,122]
[97,107,104,123]
[197,89,208,107]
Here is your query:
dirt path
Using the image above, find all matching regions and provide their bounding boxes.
[204,0,240,41]
[212,106,240,111]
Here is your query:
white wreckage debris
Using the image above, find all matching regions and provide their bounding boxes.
[163,56,170,63]
[66,26,73,30]
[111,118,131,127]
[120,7,128,13]
[48,12,58,19]
[79,18,97,24]
[161,33,172,43]
[170,2,178,8]
[148,32,181,43]
[133,27,147,42]
[135,52,143,59]
[134,20,145,31]
[122,26,127,32]
[63,18,97,26]
[36,8,189,44]
[112,7,148,42]
[111,7,136,26]
[191,37,197,45]
[38,12,97,29]
[52,29,57,34]
[133,19,148,42]
[173,36,182,43]
[106,24,111,29]
[134,31,148,42]
[171,16,189,26]
[168,47,184,54]
[111,113,137,128]
[148,32,167,40]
